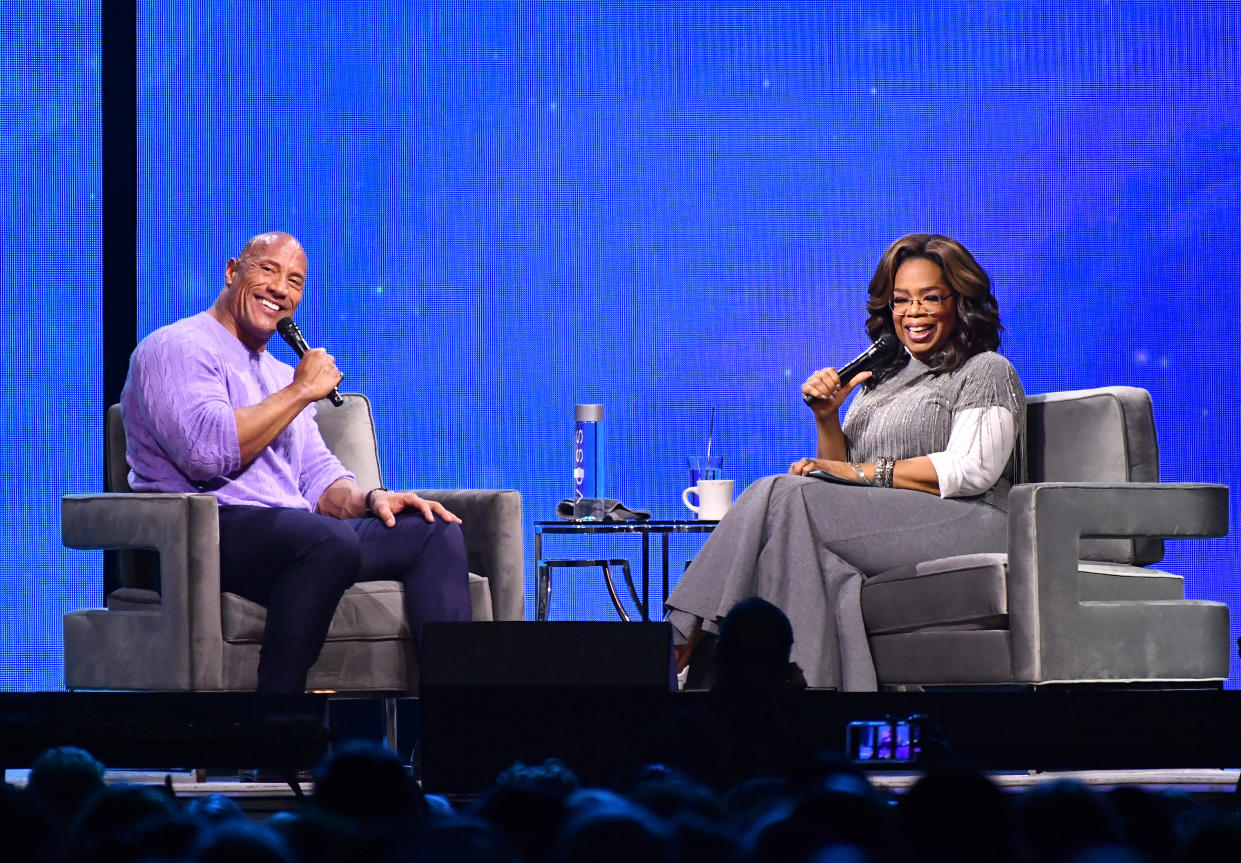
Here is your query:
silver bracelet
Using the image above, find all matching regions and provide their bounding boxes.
[876,456,896,488]
[849,461,869,484]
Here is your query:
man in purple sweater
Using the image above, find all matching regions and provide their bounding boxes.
[120,231,471,693]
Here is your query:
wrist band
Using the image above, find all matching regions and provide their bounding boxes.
[875,457,896,488]
[849,462,870,484]
[364,487,389,518]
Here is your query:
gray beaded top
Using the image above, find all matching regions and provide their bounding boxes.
[843,350,1026,510]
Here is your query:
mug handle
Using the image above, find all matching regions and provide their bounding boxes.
[682,486,701,514]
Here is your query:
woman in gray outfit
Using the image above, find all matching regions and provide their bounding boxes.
[667,234,1025,690]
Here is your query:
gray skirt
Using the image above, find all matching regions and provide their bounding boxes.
[665,474,1008,690]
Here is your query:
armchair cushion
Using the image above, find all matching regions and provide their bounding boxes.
[862,554,1189,637]
[106,587,161,611]
[222,582,409,643]
[221,574,495,643]
[312,395,383,491]
[862,554,1009,636]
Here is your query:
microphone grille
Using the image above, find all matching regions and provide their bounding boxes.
[276,317,299,339]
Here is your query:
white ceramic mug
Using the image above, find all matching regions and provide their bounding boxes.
[682,478,735,520]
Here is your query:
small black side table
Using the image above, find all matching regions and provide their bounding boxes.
[534,520,718,622]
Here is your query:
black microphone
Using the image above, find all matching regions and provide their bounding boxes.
[277,317,344,407]
[803,332,900,406]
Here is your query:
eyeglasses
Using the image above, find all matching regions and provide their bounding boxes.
[890,292,954,314]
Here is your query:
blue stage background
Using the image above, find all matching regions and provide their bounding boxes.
[5,1,1239,690]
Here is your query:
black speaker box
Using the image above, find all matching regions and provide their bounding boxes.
[420,621,675,689]
[419,622,675,792]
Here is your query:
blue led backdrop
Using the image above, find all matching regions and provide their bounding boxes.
[0,4,101,691]
[6,1,1239,689]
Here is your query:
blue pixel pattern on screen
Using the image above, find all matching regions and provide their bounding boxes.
[3,1,1238,689]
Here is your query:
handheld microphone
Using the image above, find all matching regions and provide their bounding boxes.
[277,317,344,407]
[803,332,900,406]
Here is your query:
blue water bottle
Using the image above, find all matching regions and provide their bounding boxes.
[574,404,605,520]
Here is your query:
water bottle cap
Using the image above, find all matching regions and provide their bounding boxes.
[575,404,604,422]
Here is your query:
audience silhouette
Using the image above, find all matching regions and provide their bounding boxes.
[655,597,810,791]
[26,745,106,830]
[898,766,1016,863]
[5,732,1236,863]
[5,605,1237,862]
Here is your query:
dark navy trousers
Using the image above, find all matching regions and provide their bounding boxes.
[218,505,471,693]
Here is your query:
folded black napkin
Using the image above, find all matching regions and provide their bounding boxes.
[556,498,652,522]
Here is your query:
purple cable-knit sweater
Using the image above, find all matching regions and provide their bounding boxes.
[119,311,353,510]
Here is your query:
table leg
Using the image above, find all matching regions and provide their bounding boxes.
[535,531,549,621]
[600,561,632,623]
[661,532,670,611]
[619,560,642,613]
[537,563,552,622]
[640,534,650,621]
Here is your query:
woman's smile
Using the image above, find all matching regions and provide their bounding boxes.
[891,257,956,359]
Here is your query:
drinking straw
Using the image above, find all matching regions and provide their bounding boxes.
[705,406,715,470]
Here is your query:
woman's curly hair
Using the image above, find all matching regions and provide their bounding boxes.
[863,234,1004,387]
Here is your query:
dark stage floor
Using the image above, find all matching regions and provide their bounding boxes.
[3,687,1241,799]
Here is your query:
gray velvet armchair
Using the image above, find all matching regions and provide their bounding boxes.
[62,393,524,692]
[861,386,1230,689]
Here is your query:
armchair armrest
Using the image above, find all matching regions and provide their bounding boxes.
[413,489,525,621]
[63,492,220,553]
[62,492,224,689]
[1006,482,1229,682]
[1007,481,1227,564]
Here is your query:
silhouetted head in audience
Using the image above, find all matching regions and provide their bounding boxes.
[424,792,456,818]
[396,812,521,863]
[714,597,796,690]
[1014,779,1121,863]
[671,813,747,863]
[185,791,246,825]
[308,739,427,861]
[618,768,745,863]
[899,767,1015,863]
[192,820,296,863]
[655,599,810,792]
[26,745,106,827]
[724,777,791,831]
[127,812,209,861]
[269,807,362,863]
[491,757,580,798]
[556,790,672,863]
[67,783,180,863]
[750,783,893,863]
[620,763,729,825]
[312,739,427,824]
[473,760,580,863]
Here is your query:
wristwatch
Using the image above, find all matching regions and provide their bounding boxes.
[364,487,389,518]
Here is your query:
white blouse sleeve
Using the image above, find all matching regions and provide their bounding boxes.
[925,406,1017,498]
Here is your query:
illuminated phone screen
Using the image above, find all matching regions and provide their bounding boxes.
[847,720,921,764]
